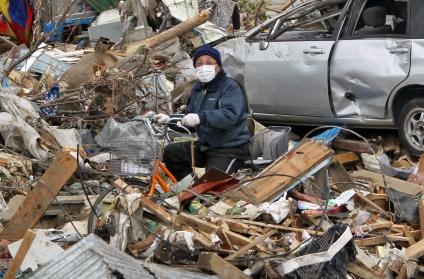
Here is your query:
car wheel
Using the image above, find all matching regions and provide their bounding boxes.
[398,98,424,156]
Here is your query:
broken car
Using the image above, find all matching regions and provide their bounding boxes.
[219,0,424,155]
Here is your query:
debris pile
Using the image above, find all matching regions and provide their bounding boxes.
[0,1,423,279]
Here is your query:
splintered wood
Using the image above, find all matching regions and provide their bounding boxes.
[234,140,333,204]
[0,151,77,240]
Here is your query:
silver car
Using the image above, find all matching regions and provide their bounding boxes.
[218,0,424,155]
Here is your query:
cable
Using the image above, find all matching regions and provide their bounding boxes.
[37,179,83,239]
[302,125,393,222]
[302,125,388,189]
[77,144,98,218]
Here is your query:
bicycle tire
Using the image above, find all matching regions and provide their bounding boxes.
[87,181,159,234]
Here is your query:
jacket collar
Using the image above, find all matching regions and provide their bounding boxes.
[193,69,227,92]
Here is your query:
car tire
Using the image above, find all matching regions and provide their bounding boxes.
[398,98,424,156]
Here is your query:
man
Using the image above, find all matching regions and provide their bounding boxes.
[161,44,251,181]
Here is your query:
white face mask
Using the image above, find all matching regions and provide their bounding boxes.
[196,65,216,83]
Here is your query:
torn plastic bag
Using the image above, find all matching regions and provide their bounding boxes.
[388,188,419,225]
[50,128,82,149]
[0,112,48,161]
[94,117,151,146]
[137,72,173,114]
[0,91,39,120]
[277,224,356,279]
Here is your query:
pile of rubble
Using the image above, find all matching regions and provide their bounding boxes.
[0,1,423,279]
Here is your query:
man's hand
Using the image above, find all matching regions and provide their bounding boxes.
[182,113,200,127]
[154,113,170,123]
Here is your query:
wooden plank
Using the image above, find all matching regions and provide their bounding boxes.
[177,213,263,250]
[333,138,379,154]
[355,193,391,219]
[234,219,324,236]
[353,222,392,233]
[0,151,77,240]
[177,213,271,252]
[4,229,36,279]
[334,152,360,165]
[233,141,333,204]
[351,170,422,196]
[181,225,214,249]
[113,178,137,194]
[224,219,262,235]
[140,197,174,225]
[355,236,386,247]
[405,238,424,259]
[197,253,251,279]
[356,235,415,247]
[347,262,383,279]
[225,230,275,261]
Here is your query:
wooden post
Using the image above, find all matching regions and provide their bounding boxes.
[0,151,77,240]
[4,230,36,279]
[225,230,275,261]
[123,10,211,56]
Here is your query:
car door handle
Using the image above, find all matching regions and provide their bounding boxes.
[389,47,409,54]
[303,47,326,54]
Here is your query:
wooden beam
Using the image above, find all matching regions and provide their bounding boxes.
[181,225,214,249]
[347,262,383,279]
[224,219,262,235]
[231,141,333,204]
[0,151,77,240]
[334,152,360,165]
[356,235,415,247]
[234,219,324,236]
[351,170,422,196]
[333,138,379,154]
[406,238,424,259]
[355,236,386,247]
[177,213,267,251]
[352,222,392,233]
[140,197,174,225]
[355,192,391,219]
[4,229,36,279]
[113,178,137,194]
[197,253,251,279]
[123,10,210,56]
[225,230,275,261]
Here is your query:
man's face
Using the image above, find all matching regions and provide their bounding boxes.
[195,55,221,74]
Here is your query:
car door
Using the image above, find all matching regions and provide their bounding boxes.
[330,0,411,118]
[244,0,348,118]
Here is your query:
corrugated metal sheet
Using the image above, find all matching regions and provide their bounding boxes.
[30,234,218,279]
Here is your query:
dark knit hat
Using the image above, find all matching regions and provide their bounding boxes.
[192,45,222,67]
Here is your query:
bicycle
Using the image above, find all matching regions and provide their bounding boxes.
[87,114,192,234]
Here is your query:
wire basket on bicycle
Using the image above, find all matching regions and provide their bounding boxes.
[105,139,162,176]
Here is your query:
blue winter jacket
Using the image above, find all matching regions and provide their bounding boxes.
[186,69,251,150]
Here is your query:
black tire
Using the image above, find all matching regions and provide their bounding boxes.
[398,98,424,156]
[87,186,116,234]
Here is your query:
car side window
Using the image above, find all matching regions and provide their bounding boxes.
[352,0,408,38]
[250,2,346,41]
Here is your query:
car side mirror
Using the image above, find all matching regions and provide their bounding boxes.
[259,41,269,50]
